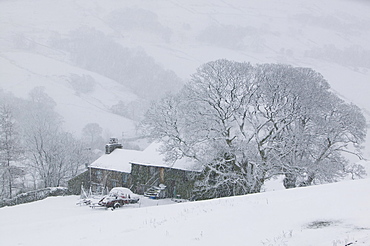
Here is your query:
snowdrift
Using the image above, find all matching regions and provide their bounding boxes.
[0,178,369,246]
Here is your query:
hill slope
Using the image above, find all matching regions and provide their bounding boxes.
[0,178,369,245]
[0,0,370,152]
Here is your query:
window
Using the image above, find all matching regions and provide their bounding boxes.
[150,167,156,175]
[122,173,129,183]
[96,170,102,181]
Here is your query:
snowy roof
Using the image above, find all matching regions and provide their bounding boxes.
[132,142,202,172]
[88,142,202,173]
[89,148,140,173]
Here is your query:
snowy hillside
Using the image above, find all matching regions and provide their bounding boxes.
[0,178,369,246]
[1,0,369,149]
[1,1,369,243]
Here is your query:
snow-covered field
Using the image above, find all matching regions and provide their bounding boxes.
[1,178,369,246]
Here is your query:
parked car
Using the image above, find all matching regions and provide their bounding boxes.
[91,187,139,209]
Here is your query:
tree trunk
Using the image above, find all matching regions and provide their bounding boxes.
[299,173,315,187]
[283,173,297,189]
[8,178,12,199]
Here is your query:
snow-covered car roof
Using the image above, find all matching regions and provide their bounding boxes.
[109,187,136,196]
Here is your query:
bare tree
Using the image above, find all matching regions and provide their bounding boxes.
[0,88,90,192]
[249,65,366,187]
[21,88,87,187]
[0,105,23,198]
[143,60,263,198]
[141,60,367,199]
[81,123,104,150]
[23,108,90,187]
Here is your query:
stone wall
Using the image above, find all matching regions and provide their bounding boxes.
[0,187,70,208]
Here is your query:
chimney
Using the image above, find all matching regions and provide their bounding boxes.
[105,137,122,154]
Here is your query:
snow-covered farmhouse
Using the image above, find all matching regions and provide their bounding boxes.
[68,139,201,199]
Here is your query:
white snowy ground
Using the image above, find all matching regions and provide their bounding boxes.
[1,178,369,246]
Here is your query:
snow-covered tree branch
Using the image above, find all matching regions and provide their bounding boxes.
[141,59,367,199]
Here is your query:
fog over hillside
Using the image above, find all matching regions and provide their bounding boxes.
[0,0,369,157]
